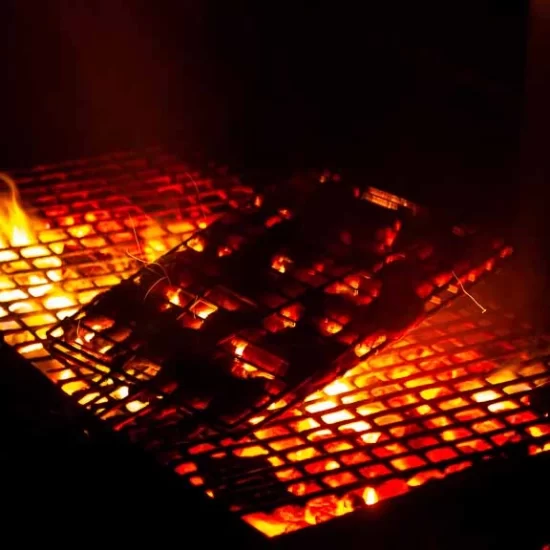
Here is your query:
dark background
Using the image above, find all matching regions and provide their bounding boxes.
[0,1,528,210]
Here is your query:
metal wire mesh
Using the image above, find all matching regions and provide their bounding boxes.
[1,153,548,540]
[0,147,249,371]
[45,173,512,438]
[168,297,550,537]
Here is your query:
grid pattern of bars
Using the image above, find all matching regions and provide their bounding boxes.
[166,298,550,536]
[0,148,249,374]
[43,246,507,438]
[44,175,513,439]
[0,152,549,540]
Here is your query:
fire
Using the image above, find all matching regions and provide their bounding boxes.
[0,155,234,372]
[180,309,550,537]
[2,157,550,540]
[0,175,85,346]
[234,340,247,357]
[0,173,35,247]
[191,300,218,319]
[272,254,292,273]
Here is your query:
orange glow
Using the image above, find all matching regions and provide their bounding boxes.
[188,235,205,252]
[0,173,36,247]
[112,385,129,399]
[0,155,233,371]
[234,340,247,357]
[191,300,218,319]
[324,379,353,396]
[272,254,292,273]
[43,295,77,310]
[363,186,419,214]
[363,487,379,506]
[177,308,550,537]
[166,288,183,307]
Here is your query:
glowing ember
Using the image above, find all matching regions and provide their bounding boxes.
[234,340,247,357]
[363,486,379,506]
[191,300,218,320]
[272,254,292,273]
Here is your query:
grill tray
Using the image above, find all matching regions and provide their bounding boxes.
[45,173,511,439]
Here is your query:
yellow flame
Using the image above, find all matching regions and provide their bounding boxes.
[234,340,247,357]
[0,173,35,248]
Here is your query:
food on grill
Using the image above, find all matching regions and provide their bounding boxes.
[46,172,510,437]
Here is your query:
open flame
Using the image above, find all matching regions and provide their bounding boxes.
[0,173,36,247]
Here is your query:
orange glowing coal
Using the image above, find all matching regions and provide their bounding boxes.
[0,173,36,247]
[363,486,379,506]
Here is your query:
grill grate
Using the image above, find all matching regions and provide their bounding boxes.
[1,153,549,540]
[168,297,550,537]
[45,173,511,438]
[0,148,249,373]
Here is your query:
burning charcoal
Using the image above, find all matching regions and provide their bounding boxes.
[46,172,511,439]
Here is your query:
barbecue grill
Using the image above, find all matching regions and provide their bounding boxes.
[0,148,549,549]
[2,2,549,548]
